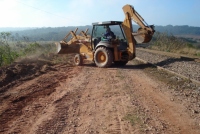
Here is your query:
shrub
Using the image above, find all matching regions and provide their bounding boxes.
[149,32,187,52]
[149,32,200,56]
[0,42,19,66]
[0,41,56,67]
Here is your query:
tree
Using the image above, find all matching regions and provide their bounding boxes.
[0,32,11,42]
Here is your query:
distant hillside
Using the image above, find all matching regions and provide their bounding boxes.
[0,27,35,32]
[155,25,200,35]
[1,25,200,42]
[9,26,93,41]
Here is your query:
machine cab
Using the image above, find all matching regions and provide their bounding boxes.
[91,21,128,50]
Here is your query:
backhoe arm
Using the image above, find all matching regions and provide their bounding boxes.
[122,4,155,60]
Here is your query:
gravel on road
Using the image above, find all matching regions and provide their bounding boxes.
[136,49,200,82]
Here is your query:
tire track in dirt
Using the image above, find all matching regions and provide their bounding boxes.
[57,65,137,134]
[0,63,81,134]
[33,66,83,134]
[1,59,200,134]
[121,60,200,134]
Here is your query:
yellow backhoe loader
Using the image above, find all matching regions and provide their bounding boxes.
[56,4,155,67]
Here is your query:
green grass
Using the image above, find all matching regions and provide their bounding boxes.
[123,113,141,126]
[116,69,125,80]
[0,41,56,67]
[123,112,146,132]
[196,52,200,56]
[149,32,200,57]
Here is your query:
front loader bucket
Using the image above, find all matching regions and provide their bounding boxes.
[56,42,80,54]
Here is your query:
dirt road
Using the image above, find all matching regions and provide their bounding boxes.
[0,56,200,134]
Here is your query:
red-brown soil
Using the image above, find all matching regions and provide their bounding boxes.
[0,55,200,134]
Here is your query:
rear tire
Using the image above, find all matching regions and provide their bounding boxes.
[94,47,113,68]
[74,54,83,66]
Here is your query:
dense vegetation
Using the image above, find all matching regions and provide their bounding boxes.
[0,32,55,67]
[148,32,200,56]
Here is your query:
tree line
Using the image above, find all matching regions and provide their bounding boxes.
[0,25,200,42]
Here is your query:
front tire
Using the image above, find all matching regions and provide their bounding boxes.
[74,54,83,66]
[94,47,113,68]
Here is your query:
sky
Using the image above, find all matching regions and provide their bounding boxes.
[0,0,199,27]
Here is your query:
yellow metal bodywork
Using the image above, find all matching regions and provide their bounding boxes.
[56,28,93,60]
[122,4,155,60]
[79,42,93,61]
[56,4,155,65]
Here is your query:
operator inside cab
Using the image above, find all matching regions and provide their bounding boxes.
[103,26,116,40]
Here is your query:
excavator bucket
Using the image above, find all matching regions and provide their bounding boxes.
[133,29,153,43]
[132,32,152,44]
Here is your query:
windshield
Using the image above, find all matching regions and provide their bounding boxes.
[92,25,126,40]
